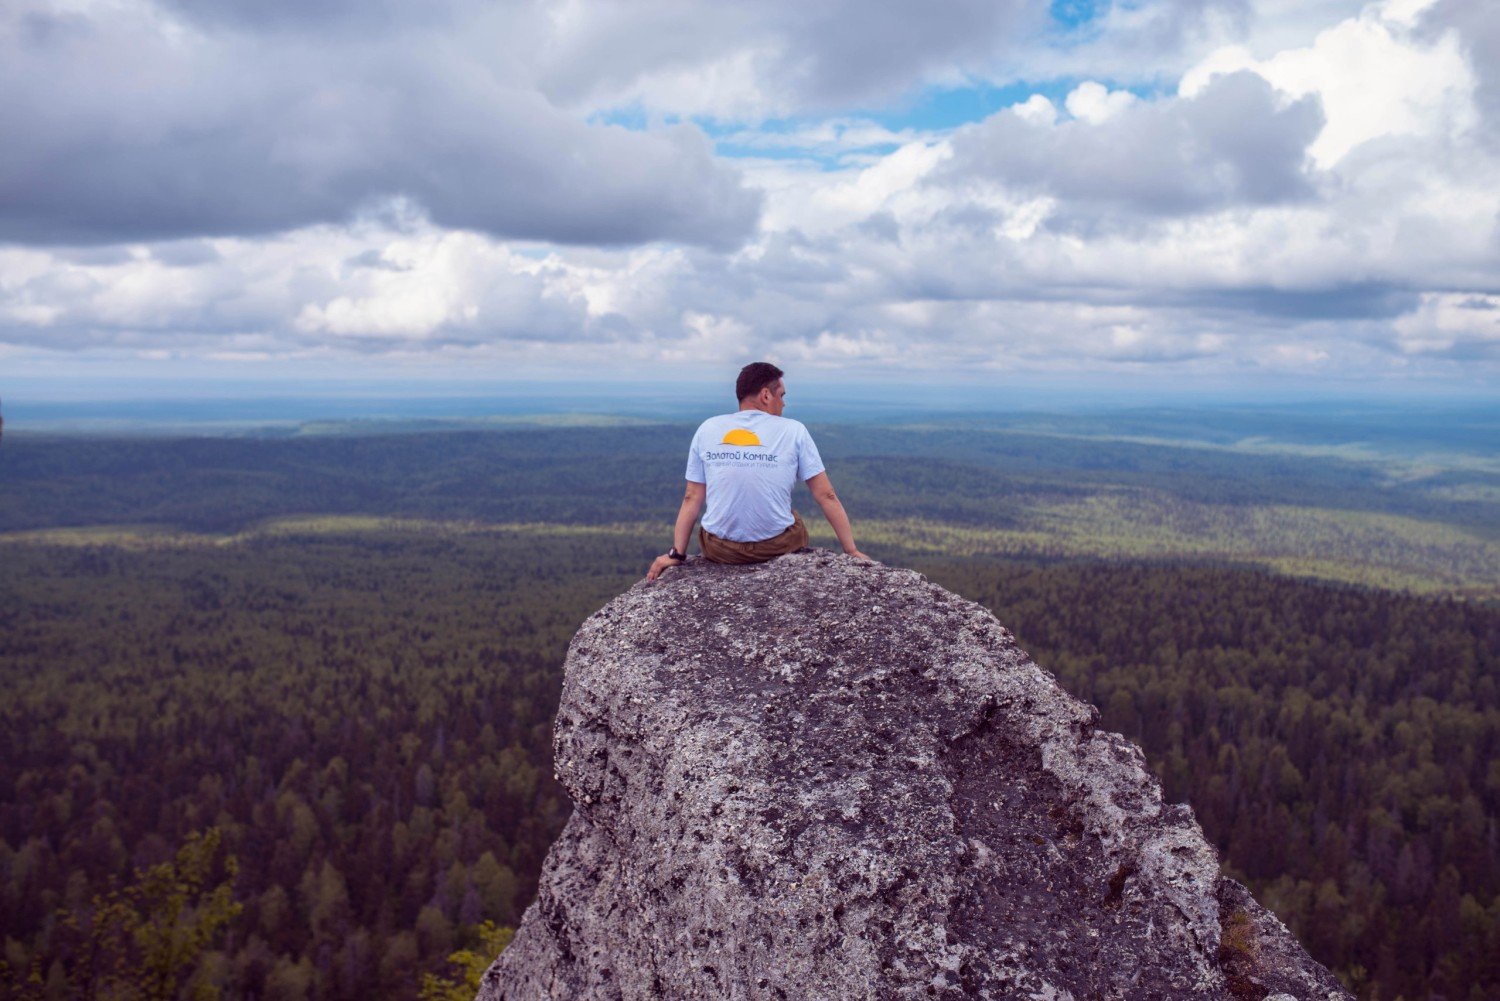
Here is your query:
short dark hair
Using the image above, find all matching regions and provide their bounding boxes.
[736,362,784,403]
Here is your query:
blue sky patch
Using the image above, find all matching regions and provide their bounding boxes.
[688,76,1172,166]
[1049,0,1108,30]
[594,73,1169,162]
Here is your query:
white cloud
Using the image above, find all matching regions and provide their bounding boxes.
[1180,0,1477,167]
[1064,81,1139,123]
[672,311,756,361]
[1392,292,1500,356]
[943,70,1323,217]
[1,0,1497,388]
[1011,94,1059,125]
[0,0,760,248]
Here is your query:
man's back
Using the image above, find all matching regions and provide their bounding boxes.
[645,362,866,581]
[687,410,824,543]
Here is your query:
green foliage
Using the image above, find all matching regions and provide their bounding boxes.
[124,829,240,1000]
[0,828,239,1000]
[0,529,646,998]
[417,921,514,1001]
[1218,908,1257,963]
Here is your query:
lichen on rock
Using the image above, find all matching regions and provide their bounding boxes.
[479,550,1352,1000]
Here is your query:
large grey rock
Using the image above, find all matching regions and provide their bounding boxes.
[479,550,1352,1000]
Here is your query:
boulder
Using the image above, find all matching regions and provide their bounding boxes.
[480,550,1352,1000]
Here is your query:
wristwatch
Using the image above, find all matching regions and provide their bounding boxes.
[667,547,687,562]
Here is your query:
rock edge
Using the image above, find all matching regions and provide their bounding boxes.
[481,550,1352,1000]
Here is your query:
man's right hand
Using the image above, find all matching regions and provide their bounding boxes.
[646,554,683,581]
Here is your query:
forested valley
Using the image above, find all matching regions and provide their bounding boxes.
[0,530,647,999]
[1,421,1496,999]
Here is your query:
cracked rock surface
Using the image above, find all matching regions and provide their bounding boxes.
[479,550,1352,1001]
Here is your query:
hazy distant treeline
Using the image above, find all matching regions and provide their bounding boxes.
[2,423,1494,536]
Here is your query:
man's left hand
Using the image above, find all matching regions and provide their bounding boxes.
[646,554,683,581]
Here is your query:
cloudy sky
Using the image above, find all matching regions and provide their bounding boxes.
[2,0,1497,395]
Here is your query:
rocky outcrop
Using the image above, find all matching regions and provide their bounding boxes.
[480,550,1352,1000]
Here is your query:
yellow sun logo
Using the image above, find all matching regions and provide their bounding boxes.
[721,428,762,446]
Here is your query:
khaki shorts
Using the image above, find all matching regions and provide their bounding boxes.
[699,511,809,565]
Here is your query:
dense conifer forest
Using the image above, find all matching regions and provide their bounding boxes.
[0,529,663,998]
[0,529,1494,999]
[1,421,1496,998]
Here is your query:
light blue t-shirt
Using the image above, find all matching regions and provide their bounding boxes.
[685,411,826,543]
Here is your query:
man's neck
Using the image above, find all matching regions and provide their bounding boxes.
[737,402,774,415]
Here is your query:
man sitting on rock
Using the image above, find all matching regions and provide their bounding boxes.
[647,362,869,580]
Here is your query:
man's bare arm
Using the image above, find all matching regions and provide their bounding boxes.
[647,480,707,580]
[806,472,870,560]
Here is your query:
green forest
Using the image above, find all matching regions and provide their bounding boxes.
[0,528,647,998]
[1,418,1497,999]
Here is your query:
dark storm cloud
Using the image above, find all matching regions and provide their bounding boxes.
[943,71,1323,216]
[0,3,760,248]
